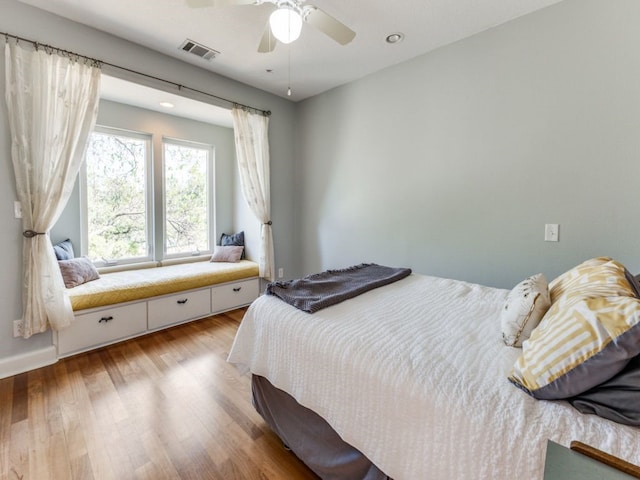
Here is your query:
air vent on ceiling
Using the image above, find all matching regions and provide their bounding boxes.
[179,39,220,60]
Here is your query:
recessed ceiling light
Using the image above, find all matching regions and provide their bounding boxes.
[385,33,404,44]
[159,101,175,108]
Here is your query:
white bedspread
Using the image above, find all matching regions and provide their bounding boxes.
[227,274,640,479]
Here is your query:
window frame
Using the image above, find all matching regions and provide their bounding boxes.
[80,125,154,267]
[161,136,216,260]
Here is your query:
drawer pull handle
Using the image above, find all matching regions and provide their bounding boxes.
[177,299,188,304]
[233,287,242,292]
[98,316,114,323]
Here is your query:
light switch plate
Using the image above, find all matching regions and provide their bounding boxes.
[545,224,559,242]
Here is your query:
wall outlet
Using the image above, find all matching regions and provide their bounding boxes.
[278,267,284,279]
[13,319,23,338]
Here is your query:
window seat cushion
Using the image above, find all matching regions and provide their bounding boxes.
[67,259,259,311]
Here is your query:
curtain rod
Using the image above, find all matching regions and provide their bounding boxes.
[2,31,271,117]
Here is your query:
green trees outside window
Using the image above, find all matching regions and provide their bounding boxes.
[164,140,211,256]
[82,127,213,266]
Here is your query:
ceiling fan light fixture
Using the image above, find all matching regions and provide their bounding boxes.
[269,6,303,44]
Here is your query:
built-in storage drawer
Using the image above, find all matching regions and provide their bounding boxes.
[147,288,211,330]
[56,275,259,359]
[57,302,147,357]
[211,278,259,313]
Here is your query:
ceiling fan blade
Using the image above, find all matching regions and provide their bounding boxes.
[304,6,356,45]
[258,23,277,53]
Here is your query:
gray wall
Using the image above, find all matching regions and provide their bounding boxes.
[295,0,640,289]
[0,0,298,359]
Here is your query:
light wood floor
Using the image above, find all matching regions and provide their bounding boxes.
[0,308,319,480]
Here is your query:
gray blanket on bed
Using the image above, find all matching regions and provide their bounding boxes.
[265,263,412,313]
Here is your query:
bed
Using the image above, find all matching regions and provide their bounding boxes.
[227,260,640,479]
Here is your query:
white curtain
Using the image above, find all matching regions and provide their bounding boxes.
[5,42,101,337]
[232,107,275,281]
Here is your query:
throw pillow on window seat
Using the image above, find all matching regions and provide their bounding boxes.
[220,231,245,259]
[53,238,74,260]
[58,257,100,288]
[210,245,244,263]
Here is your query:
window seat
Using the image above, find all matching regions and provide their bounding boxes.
[57,259,261,358]
[67,259,260,311]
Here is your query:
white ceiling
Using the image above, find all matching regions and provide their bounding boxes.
[19,0,565,102]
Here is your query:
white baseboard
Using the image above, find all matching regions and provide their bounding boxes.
[0,346,57,379]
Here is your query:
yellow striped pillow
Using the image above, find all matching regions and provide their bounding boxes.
[509,295,640,399]
[548,257,636,304]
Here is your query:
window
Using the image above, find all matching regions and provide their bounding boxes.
[81,127,214,266]
[82,127,152,266]
[163,138,214,257]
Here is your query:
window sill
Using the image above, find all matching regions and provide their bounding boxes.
[97,261,159,275]
[159,255,211,267]
[96,255,212,275]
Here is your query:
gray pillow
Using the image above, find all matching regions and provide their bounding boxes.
[220,231,245,259]
[58,257,100,288]
[53,239,74,260]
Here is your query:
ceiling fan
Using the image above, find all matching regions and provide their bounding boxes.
[186,0,356,53]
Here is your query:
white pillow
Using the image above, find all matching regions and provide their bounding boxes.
[210,245,244,263]
[501,273,550,347]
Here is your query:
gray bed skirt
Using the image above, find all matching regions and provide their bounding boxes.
[251,375,390,480]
